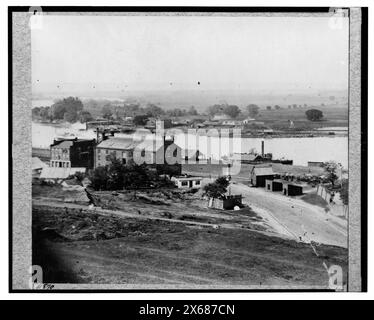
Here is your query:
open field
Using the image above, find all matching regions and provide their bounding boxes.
[33,204,347,288]
[258,105,348,122]
[254,105,347,131]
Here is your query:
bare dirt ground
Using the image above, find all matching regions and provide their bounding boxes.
[230,182,347,248]
[182,163,347,247]
[32,183,347,288]
[33,203,347,288]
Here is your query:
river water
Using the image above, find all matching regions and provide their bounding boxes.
[32,122,348,168]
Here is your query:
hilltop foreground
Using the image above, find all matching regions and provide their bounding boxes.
[32,186,347,289]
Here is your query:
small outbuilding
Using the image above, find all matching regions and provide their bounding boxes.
[250,166,276,187]
[265,179,283,192]
[172,175,203,189]
[208,195,243,210]
[283,183,303,196]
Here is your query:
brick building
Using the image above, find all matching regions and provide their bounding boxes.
[50,138,96,169]
[94,136,182,175]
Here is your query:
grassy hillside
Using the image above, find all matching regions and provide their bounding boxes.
[33,206,347,288]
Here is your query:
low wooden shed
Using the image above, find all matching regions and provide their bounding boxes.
[265,179,283,192]
[283,183,303,196]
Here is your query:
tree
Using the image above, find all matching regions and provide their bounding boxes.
[340,179,348,205]
[106,158,125,190]
[79,110,93,123]
[133,114,149,126]
[102,105,112,119]
[51,97,83,121]
[207,104,225,116]
[123,164,152,189]
[89,166,109,191]
[32,107,41,118]
[32,106,52,121]
[223,105,241,118]
[266,106,272,111]
[203,182,227,199]
[203,176,229,199]
[323,161,339,186]
[167,108,181,117]
[215,176,230,189]
[305,109,324,121]
[123,103,140,116]
[274,105,281,110]
[246,104,259,118]
[63,109,78,122]
[144,103,165,117]
[188,106,198,115]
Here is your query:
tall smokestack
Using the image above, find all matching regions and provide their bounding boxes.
[261,140,264,157]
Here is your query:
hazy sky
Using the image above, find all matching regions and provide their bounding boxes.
[32,15,349,92]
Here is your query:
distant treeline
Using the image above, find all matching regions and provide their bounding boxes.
[32,96,325,124]
[32,97,93,123]
[32,96,201,123]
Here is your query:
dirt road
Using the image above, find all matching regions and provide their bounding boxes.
[230,183,347,248]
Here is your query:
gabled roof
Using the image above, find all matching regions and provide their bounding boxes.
[173,175,203,181]
[51,138,94,149]
[252,166,274,176]
[96,136,182,154]
[96,138,134,150]
[52,140,74,149]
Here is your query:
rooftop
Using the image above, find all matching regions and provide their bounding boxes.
[51,138,95,148]
[52,140,74,149]
[252,166,274,176]
[174,175,203,181]
[97,137,181,153]
[96,138,134,150]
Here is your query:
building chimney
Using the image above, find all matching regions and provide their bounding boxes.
[96,127,100,143]
[261,140,264,157]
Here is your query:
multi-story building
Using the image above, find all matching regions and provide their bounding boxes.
[50,138,96,169]
[94,136,182,175]
[95,137,135,167]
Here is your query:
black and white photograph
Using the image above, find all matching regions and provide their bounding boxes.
[8,5,368,294]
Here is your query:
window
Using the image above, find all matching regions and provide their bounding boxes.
[181,181,188,186]
[106,150,109,154]
[98,155,101,160]
[195,180,201,185]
